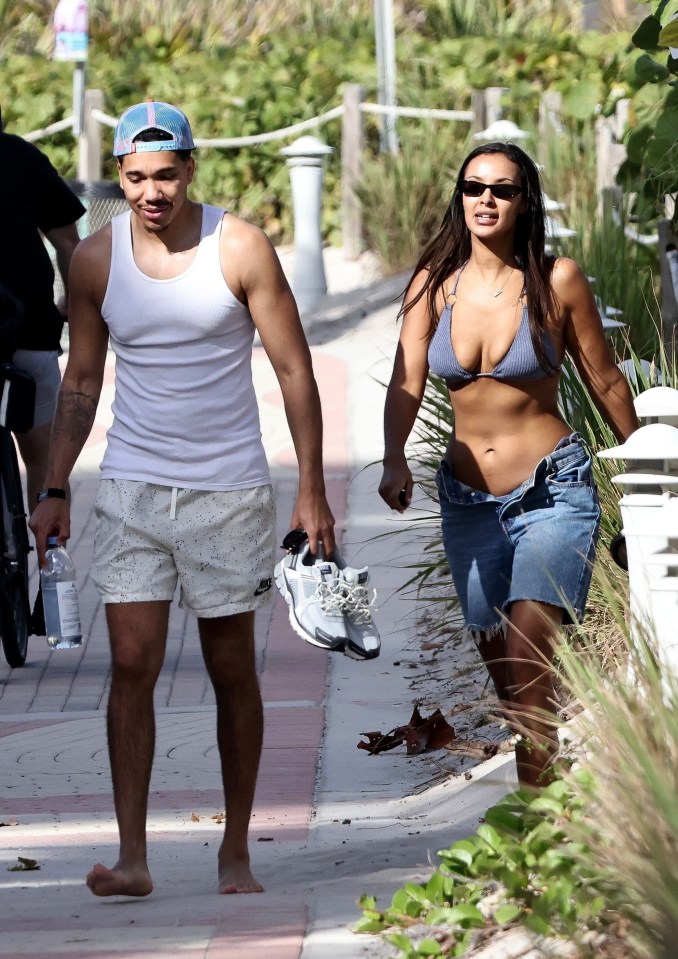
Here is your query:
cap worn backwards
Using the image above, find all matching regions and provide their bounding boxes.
[113,100,195,157]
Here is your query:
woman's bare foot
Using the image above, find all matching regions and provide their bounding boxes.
[218,851,263,894]
[86,861,153,897]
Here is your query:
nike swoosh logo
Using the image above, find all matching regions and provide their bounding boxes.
[254,579,272,596]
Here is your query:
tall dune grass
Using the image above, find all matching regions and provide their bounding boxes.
[558,571,678,959]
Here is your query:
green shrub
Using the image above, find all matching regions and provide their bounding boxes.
[0,5,635,242]
[357,777,638,957]
[357,123,470,275]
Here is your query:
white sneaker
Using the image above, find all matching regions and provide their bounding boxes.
[340,565,381,660]
[274,543,348,651]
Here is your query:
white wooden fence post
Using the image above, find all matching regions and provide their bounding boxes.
[595,116,626,218]
[484,87,506,127]
[342,84,365,260]
[538,91,562,166]
[470,90,487,137]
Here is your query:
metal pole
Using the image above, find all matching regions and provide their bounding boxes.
[77,87,103,182]
[73,60,86,137]
[374,0,398,155]
[341,84,365,259]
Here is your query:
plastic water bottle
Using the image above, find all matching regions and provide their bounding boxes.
[41,536,83,649]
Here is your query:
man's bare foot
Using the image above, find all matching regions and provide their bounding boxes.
[86,861,153,898]
[218,854,263,894]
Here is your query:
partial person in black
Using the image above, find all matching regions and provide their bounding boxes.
[0,116,85,509]
[379,141,639,789]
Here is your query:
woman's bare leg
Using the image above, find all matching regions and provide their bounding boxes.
[504,600,563,789]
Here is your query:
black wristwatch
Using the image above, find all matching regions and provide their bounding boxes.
[37,488,67,504]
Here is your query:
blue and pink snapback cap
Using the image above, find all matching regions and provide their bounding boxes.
[113,100,195,157]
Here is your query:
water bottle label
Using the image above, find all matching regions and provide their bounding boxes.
[56,581,82,636]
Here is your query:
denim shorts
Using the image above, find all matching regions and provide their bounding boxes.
[435,433,601,633]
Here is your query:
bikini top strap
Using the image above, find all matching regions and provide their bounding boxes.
[452,262,467,295]
[445,262,467,304]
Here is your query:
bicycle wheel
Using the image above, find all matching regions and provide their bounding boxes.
[0,430,30,667]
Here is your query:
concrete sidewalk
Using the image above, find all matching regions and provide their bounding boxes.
[0,252,515,959]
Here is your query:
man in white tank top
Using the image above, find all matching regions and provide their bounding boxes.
[30,101,336,899]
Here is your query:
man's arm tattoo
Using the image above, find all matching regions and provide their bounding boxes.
[52,389,98,444]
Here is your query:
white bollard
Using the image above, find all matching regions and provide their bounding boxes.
[615,491,676,638]
[643,497,678,674]
[280,135,334,315]
[600,415,678,678]
[634,386,678,428]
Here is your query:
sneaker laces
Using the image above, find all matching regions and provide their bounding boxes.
[302,577,347,617]
[341,580,377,624]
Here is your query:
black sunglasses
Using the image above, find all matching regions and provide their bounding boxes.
[460,180,523,200]
[281,527,308,553]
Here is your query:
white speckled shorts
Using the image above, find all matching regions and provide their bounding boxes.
[91,479,276,617]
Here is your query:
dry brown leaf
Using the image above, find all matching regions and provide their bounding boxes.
[445,739,499,760]
[8,856,40,872]
[358,705,456,755]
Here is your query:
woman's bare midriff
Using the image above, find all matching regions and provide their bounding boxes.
[443,375,571,495]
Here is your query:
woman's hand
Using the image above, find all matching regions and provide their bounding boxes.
[379,455,414,513]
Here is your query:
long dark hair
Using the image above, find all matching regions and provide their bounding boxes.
[402,141,558,373]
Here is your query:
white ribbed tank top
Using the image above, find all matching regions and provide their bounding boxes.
[100,204,270,490]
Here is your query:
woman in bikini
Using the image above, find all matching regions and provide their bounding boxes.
[379,141,638,788]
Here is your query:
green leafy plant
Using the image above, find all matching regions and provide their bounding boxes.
[415,0,575,39]
[357,777,634,957]
[357,123,469,276]
[617,0,678,226]
[0,5,637,242]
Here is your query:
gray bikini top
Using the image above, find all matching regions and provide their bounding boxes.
[427,266,560,385]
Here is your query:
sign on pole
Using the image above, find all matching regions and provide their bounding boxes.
[53,0,88,138]
[54,0,88,61]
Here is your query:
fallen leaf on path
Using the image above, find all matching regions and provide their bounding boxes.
[0,819,18,827]
[444,739,499,760]
[211,812,226,823]
[358,705,455,756]
[8,857,40,872]
[357,728,404,754]
[191,812,200,822]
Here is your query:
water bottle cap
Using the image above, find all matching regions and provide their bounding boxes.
[46,535,59,547]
